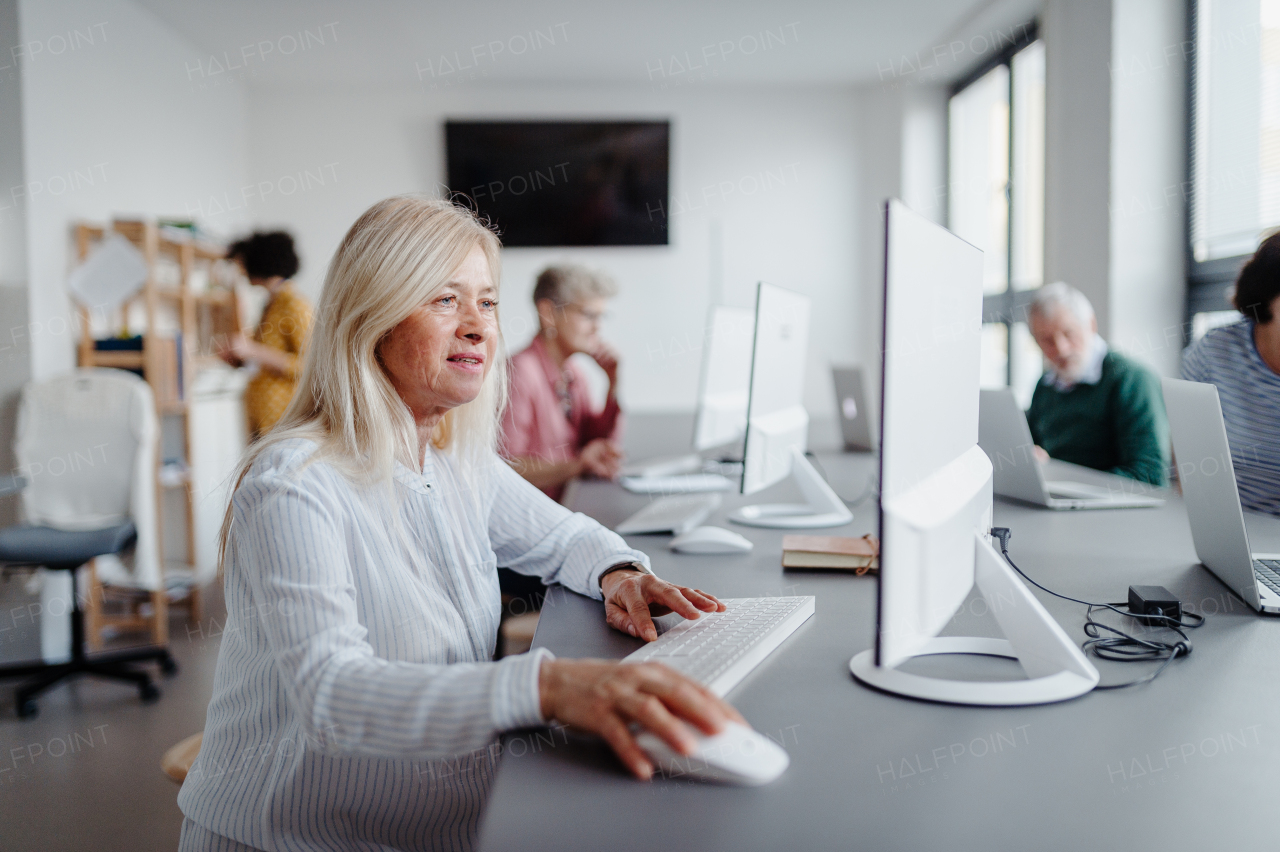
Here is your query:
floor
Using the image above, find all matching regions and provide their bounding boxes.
[0,580,227,852]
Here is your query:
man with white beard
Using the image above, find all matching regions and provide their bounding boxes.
[1023,282,1170,486]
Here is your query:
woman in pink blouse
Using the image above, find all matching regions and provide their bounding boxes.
[502,265,624,500]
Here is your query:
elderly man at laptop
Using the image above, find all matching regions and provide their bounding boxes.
[1024,282,1170,487]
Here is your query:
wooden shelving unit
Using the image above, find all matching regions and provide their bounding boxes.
[73,219,241,642]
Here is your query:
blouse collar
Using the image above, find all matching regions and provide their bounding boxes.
[392,450,435,495]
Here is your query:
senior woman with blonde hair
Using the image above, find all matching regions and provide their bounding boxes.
[177,197,740,852]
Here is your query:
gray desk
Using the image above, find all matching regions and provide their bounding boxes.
[480,453,1280,852]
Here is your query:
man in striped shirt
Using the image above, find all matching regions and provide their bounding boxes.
[1181,232,1280,517]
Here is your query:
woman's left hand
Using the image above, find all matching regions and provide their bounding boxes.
[601,571,726,642]
[587,342,620,387]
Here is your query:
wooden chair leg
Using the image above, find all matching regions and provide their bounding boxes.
[187,585,203,626]
[85,559,104,652]
[150,589,169,646]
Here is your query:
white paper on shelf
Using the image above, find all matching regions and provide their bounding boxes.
[67,231,148,313]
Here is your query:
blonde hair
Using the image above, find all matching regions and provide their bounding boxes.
[218,195,506,562]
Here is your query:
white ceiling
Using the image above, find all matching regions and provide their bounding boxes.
[133,0,1044,87]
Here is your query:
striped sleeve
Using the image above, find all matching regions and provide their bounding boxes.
[1180,335,1210,383]
[234,465,550,760]
[486,457,651,599]
[1177,322,1280,515]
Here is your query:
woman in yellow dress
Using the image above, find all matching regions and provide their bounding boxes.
[218,231,313,437]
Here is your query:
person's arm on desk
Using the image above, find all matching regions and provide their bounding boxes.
[598,566,721,641]
[508,439,622,490]
[488,466,739,778]
[538,652,745,781]
[544,566,742,780]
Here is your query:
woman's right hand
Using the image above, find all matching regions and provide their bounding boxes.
[215,333,243,367]
[538,658,746,780]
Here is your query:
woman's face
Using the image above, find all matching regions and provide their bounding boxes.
[542,296,607,355]
[378,244,499,423]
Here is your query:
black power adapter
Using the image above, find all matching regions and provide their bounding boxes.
[1127,585,1183,627]
[989,527,1204,688]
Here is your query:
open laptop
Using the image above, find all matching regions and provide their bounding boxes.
[978,387,1164,510]
[831,366,874,452]
[1162,378,1280,613]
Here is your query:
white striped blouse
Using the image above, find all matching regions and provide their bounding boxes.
[1182,319,1280,516]
[176,438,650,851]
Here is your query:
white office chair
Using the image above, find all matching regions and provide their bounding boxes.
[0,369,177,717]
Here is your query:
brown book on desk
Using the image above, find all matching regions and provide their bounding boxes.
[782,534,879,574]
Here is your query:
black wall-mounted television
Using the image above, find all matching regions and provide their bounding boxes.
[444,120,669,247]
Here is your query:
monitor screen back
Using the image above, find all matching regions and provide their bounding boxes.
[694,305,755,451]
[878,199,988,667]
[1161,378,1256,588]
[741,283,811,495]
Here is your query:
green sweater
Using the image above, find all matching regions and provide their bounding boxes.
[1026,351,1170,486]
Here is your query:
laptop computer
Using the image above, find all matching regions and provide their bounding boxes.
[1162,378,1280,613]
[831,366,874,452]
[978,387,1165,510]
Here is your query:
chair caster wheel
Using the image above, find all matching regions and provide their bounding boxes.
[140,682,161,703]
[17,699,38,719]
[159,657,178,677]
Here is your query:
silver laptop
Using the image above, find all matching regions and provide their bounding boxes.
[978,387,1165,510]
[831,366,874,452]
[1162,378,1280,613]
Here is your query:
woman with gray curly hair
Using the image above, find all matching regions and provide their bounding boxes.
[502,263,625,501]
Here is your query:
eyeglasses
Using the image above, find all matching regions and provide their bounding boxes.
[565,304,609,324]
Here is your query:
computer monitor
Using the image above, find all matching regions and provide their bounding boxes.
[848,199,1098,705]
[726,282,853,529]
[692,305,755,452]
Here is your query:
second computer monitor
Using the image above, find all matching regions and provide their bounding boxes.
[693,305,755,452]
[740,282,811,495]
[729,282,852,529]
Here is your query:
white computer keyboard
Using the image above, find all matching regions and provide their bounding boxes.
[614,493,722,535]
[619,474,735,494]
[623,597,815,696]
[620,453,704,478]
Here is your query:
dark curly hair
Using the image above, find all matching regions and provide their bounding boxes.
[228,231,299,281]
[1234,230,1280,324]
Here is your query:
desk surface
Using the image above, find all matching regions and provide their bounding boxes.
[480,453,1280,852]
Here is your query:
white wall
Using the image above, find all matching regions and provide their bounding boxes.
[847,82,950,430]
[17,0,248,379]
[899,85,950,227]
[1,0,31,525]
[1043,0,1115,336]
[1109,0,1187,376]
[244,82,861,416]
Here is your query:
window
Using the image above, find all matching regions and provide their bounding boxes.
[1188,0,1280,323]
[948,28,1045,407]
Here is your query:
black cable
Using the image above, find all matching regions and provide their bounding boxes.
[989,526,1202,689]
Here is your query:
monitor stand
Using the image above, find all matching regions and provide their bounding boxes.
[728,447,854,529]
[849,533,1099,705]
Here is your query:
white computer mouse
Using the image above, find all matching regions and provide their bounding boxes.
[636,721,790,786]
[669,526,754,554]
